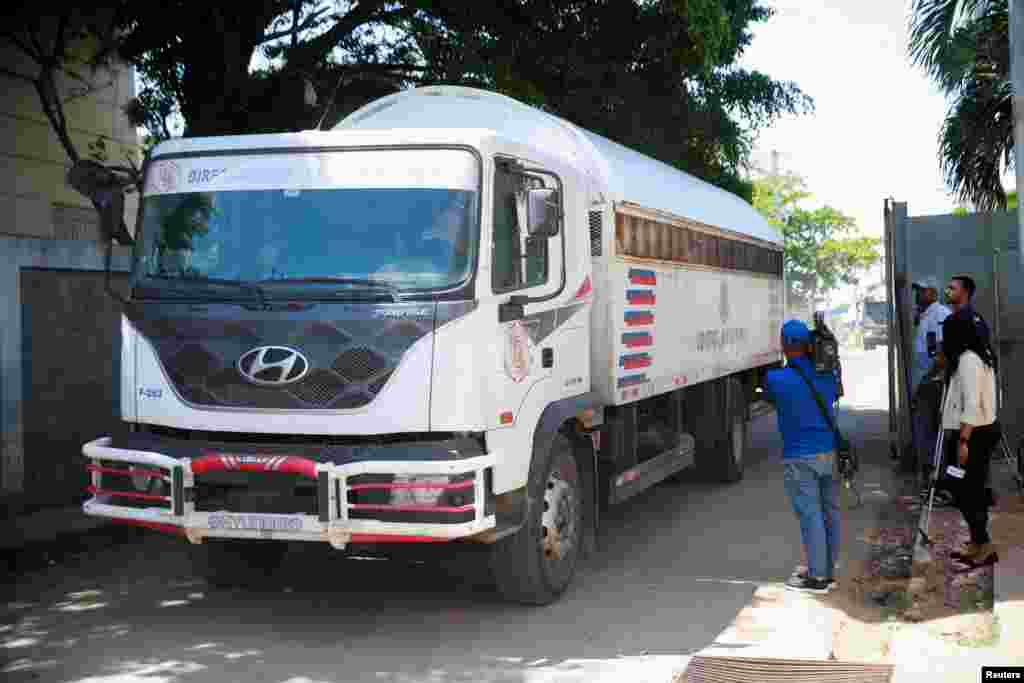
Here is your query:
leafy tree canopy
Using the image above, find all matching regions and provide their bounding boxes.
[114,1,811,201]
[753,176,880,314]
[402,0,813,200]
[908,0,1012,210]
[3,2,813,213]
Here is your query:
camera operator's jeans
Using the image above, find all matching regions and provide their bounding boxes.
[784,454,840,581]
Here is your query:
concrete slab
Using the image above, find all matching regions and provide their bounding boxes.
[696,584,835,661]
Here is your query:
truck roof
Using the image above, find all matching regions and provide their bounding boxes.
[336,86,781,246]
[148,86,780,246]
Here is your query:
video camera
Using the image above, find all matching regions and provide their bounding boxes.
[810,311,843,396]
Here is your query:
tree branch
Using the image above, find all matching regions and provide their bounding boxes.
[332,61,430,74]
[0,30,40,60]
[260,7,330,45]
[48,12,71,69]
[286,2,415,71]
[33,74,79,164]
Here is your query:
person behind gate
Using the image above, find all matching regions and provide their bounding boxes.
[940,312,1000,570]
[763,320,840,594]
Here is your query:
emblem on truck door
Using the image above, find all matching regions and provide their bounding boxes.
[504,321,532,383]
[238,346,310,386]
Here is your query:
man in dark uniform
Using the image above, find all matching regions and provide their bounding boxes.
[945,275,991,348]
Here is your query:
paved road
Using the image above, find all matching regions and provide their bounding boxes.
[1,348,890,683]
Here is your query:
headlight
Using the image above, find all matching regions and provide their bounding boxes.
[390,475,451,506]
[130,466,154,492]
[129,467,169,494]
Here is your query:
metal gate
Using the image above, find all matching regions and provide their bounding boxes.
[884,202,1022,465]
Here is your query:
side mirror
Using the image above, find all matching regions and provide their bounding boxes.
[66,160,132,244]
[93,187,125,243]
[526,187,560,238]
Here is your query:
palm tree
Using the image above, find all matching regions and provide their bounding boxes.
[908,0,1012,210]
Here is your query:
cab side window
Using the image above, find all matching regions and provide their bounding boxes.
[492,162,549,292]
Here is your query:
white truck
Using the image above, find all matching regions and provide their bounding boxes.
[81,86,784,604]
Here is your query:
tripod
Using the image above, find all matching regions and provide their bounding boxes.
[917,381,948,549]
[996,430,1023,492]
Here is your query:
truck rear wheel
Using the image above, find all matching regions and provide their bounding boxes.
[489,432,583,605]
[191,540,288,589]
[692,377,747,483]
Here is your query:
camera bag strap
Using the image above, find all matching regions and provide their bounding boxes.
[789,362,845,450]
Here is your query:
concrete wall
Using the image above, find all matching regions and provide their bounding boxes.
[0,39,139,241]
[0,24,141,507]
[0,237,131,501]
[21,268,132,506]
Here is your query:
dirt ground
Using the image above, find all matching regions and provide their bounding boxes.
[820,489,1024,664]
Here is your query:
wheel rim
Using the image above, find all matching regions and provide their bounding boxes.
[541,457,579,573]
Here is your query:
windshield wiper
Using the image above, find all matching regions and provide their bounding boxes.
[258,277,401,302]
[144,274,268,307]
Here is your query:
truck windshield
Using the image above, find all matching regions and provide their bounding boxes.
[132,149,480,299]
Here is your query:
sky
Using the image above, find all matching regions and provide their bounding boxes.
[738,0,971,242]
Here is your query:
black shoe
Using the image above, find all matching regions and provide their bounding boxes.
[953,551,999,572]
[793,570,837,590]
[785,575,832,594]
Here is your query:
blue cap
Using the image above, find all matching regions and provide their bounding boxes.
[782,319,811,343]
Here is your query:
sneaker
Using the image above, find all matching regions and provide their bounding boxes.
[785,575,832,594]
[793,571,837,591]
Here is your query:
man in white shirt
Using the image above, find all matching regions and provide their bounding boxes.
[911,277,951,498]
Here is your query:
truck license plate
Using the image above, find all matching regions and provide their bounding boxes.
[207,513,304,533]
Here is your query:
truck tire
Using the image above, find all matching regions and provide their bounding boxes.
[692,377,747,483]
[191,540,288,589]
[489,432,583,605]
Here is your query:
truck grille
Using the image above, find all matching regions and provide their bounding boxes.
[126,301,475,411]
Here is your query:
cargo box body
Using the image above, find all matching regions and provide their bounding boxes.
[591,206,785,406]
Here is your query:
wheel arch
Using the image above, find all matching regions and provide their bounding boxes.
[532,393,601,558]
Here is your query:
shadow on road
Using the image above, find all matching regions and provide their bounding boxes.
[1,403,899,683]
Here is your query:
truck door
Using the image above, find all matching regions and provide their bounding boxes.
[487,157,569,427]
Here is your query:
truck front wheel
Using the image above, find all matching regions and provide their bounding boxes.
[489,432,583,605]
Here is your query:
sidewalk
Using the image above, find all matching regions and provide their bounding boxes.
[675,435,907,681]
[677,455,1024,683]
[889,477,1024,681]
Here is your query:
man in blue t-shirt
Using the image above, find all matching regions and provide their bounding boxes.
[763,319,840,594]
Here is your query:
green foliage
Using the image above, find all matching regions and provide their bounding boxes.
[949,190,1015,215]
[109,1,810,200]
[753,176,881,312]
[752,173,810,226]
[908,0,1012,210]
[402,1,812,200]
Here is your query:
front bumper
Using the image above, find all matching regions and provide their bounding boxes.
[82,436,497,549]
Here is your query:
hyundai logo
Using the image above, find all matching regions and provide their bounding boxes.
[237,346,310,386]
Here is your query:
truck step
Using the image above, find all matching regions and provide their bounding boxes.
[609,434,696,505]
